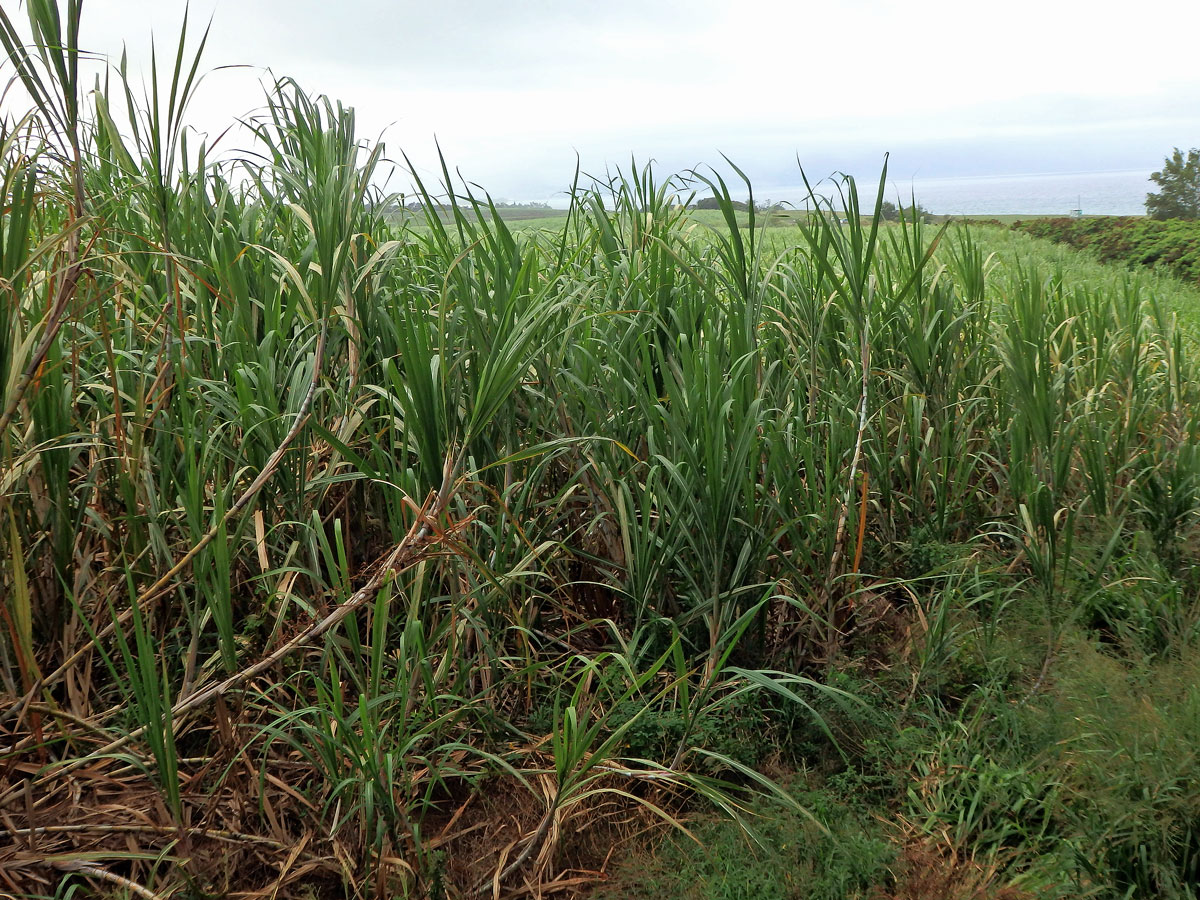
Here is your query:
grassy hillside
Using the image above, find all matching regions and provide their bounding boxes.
[3,6,1200,899]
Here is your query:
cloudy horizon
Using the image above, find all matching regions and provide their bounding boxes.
[5,0,1198,204]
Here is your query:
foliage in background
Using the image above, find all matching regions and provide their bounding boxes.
[1146,147,1200,220]
[1013,215,1200,284]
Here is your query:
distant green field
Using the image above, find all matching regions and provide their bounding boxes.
[399,204,1078,237]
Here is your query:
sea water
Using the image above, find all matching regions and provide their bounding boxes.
[769,170,1155,217]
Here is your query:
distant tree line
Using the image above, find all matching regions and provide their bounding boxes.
[880,200,932,223]
[690,197,785,212]
[491,200,552,209]
[378,198,553,214]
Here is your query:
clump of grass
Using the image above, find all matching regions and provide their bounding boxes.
[1054,643,1200,898]
[599,784,895,900]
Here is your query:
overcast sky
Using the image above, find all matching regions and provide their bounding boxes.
[9,0,1200,201]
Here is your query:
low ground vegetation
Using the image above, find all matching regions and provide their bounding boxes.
[1013,216,1200,284]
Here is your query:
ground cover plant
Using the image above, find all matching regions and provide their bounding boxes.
[4,5,1200,898]
[1013,215,1200,285]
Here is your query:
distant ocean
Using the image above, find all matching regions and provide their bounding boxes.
[766,169,1155,217]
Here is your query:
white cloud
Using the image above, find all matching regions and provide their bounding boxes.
[6,0,1199,197]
